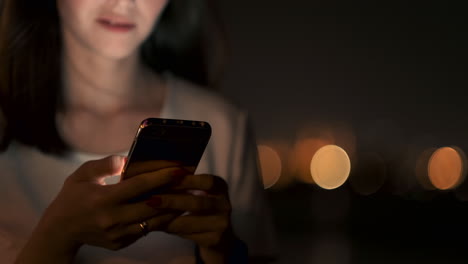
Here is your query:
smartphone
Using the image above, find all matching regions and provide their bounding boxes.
[121,118,212,182]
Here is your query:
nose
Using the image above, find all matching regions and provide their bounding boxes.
[111,0,136,14]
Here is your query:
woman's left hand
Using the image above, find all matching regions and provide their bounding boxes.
[144,173,236,263]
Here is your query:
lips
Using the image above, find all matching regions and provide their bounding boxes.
[97,17,136,32]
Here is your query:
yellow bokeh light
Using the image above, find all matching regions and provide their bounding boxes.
[257,145,282,189]
[296,122,357,161]
[428,147,466,190]
[291,138,331,184]
[310,145,351,190]
[292,123,356,185]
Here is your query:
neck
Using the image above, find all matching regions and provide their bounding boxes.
[61,37,157,116]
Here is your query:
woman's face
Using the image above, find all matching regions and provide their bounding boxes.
[57,0,169,59]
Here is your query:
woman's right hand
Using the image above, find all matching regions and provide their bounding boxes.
[15,156,187,263]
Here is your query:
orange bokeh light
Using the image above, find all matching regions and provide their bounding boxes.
[257,145,282,189]
[428,147,466,190]
[290,138,331,184]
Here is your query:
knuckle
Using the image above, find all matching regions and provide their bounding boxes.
[198,196,212,211]
[96,213,115,230]
[69,161,92,180]
[79,160,95,172]
[206,176,216,190]
[107,156,120,170]
[63,175,75,185]
[88,191,106,206]
[199,174,215,190]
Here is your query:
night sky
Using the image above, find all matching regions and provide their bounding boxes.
[220,0,467,141]
[218,1,468,263]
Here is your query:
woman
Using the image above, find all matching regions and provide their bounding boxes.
[0,0,276,263]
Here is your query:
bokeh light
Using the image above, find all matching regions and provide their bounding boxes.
[291,138,331,184]
[268,142,296,189]
[291,122,356,185]
[310,145,351,190]
[257,145,282,189]
[428,147,466,190]
[349,152,387,195]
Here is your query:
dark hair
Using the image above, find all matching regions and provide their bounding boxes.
[0,0,228,155]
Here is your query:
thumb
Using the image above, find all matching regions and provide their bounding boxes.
[73,155,126,183]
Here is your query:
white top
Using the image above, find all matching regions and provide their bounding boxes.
[0,75,276,263]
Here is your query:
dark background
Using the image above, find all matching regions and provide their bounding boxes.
[217,0,468,263]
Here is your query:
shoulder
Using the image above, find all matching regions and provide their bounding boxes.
[166,74,249,129]
[167,75,241,114]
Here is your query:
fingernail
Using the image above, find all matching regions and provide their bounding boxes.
[146,197,162,208]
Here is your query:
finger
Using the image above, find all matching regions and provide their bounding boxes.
[73,156,125,183]
[171,174,228,194]
[165,214,229,235]
[122,160,183,179]
[112,201,168,225]
[108,167,189,202]
[121,213,180,237]
[146,194,231,213]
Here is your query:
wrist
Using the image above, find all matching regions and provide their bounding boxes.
[35,222,83,256]
[16,221,82,264]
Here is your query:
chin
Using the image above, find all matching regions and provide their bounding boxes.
[97,45,140,61]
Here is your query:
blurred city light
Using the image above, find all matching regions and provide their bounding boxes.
[268,142,296,189]
[291,137,331,184]
[428,147,466,190]
[310,145,351,190]
[349,152,387,195]
[292,122,356,186]
[257,145,282,189]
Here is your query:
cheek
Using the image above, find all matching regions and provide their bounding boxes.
[57,0,95,28]
[57,0,81,18]
[141,1,169,27]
